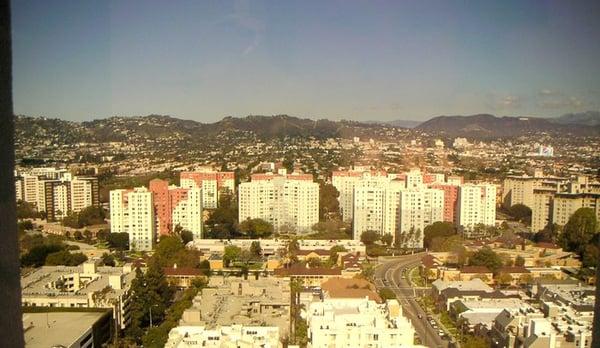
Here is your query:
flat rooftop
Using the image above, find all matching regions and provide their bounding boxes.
[183,276,291,335]
[23,311,106,348]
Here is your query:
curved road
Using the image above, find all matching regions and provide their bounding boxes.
[374,254,448,348]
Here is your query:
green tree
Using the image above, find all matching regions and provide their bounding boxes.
[250,241,262,258]
[73,230,83,240]
[423,221,456,249]
[77,206,106,226]
[328,245,347,265]
[559,208,598,253]
[18,220,34,234]
[469,247,503,273]
[96,229,110,241]
[223,245,241,267]
[45,250,88,266]
[180,230,194,244]
[206,192,238,238]
[307,258,322,268]
[378,287,396,300]
[238,218,273,239]
[463,336,489,348]
[107,232,129,250]
[100,253,116,267]
[430,235,464,252]
[514,255,525,267]
[497,273,513,286]
[62,212,83,228]
[508,204,532,223]
[381,233,393,247]
[534,223,561,242]
[21,244,65,267]
[154,236,185,266]
[319,182,340,220]
[17,200,41,219]
[360,230,380,245]
[126,267,147,341]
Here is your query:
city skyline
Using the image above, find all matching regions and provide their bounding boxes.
[12,0,600,122]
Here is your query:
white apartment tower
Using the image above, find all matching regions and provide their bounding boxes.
[352,173,444,247]
[238,173,319,234]
[110,187,156,251]
[332,170,389,222]
[457,184,496,233]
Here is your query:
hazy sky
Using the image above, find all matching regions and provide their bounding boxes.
[11,0,600,122]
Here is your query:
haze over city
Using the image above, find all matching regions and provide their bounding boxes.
[4,1,600,348]
[12,0,600,122]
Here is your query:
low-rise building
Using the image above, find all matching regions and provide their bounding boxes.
[23,310,112,348]
[165,276,291,348]
[305,298,417,348]
[21,262,135,329]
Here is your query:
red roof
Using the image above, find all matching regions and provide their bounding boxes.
[535,242,561,249]
[498,266,530,274]
[460,266,491,274]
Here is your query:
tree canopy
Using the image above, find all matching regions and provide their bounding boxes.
[319,182,340,220]
[559,208,599,268]
[423,222,456,249]
[469,247,503,273]
[508,204,532,223]
[238,218,273,239]
[360,230,380,245]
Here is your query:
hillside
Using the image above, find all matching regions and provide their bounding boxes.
[15,114,401,146]
[416,114,599,139]
[549,111,600,126]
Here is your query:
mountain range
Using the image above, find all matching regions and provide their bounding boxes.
[15,111,599,144]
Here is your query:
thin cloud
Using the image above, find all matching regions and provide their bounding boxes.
[227,0,265,56]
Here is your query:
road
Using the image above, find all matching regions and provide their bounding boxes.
[374,254,448,348]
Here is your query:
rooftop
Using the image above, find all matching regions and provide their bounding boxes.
[23,311,108,348]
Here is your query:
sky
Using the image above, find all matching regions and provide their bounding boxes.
[11,0,600,122]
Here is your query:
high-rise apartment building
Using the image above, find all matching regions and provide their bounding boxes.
[351,170,444,247]
[238,172,319,234]
[149,179,203,238]
[332,169,389,222]
[457,184,496,235]
[180,169,234,209]
[127,188,156,251]
[514,174,600,232]
[552,193,600,227]
[110,181,203,250]
[502,171,567,209]
[15,169,99,221]
[110,187,156,251]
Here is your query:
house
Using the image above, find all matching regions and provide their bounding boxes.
[163,265,205,288]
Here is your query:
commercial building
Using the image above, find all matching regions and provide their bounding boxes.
[165,276,290,348]
[305,298,416,348]
[21,262,135,330]
[238,172,319,234]
[180,169,235,209]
